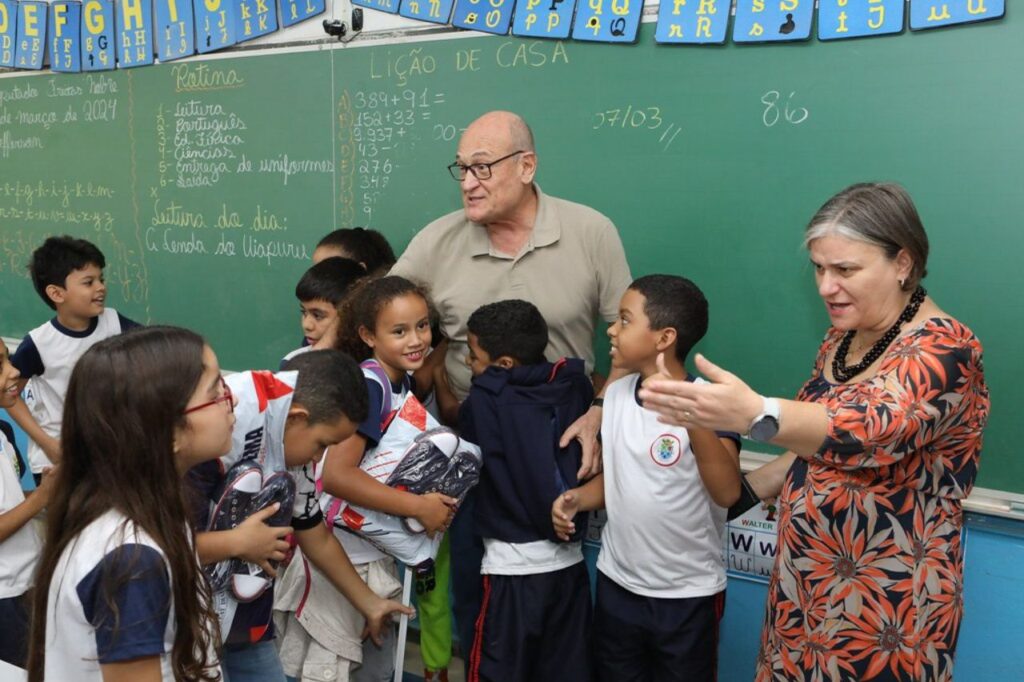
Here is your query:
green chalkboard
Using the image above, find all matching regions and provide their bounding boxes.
[0,17,1020,492]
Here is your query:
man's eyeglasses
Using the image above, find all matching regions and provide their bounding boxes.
[184,376,234,414]
[447,150,525,181]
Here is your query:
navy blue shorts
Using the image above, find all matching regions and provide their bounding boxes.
[0,590,31,669]
[593,571,725,682]
[469,562,593,682]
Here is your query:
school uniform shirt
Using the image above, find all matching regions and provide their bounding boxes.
[0,423,40,600]
[598,374,739,599]
[188,370,321,646]
[278,345,312,371]
[44,510,177,681]
[11,308,138,473]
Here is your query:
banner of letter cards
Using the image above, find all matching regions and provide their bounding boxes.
[0,2,1007,73]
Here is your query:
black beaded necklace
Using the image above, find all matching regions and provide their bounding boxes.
[832,286,926,383]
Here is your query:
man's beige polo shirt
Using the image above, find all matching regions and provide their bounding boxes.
[391,186,632,399]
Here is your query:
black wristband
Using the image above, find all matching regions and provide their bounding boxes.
[591,397,604,408]
[726,474,761,521]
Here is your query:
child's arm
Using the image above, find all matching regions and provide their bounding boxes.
[6,381,60,464]
[551,473,605,542]
[320,434,456,537]
[411,337,448,402]
[295,523,414,644]
[194,504,294,575]
[0,466,53,542]
[432,361,460,427]
[688,429,742,508]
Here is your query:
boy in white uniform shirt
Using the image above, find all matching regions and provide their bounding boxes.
[8,236,137,479]
[552,275,742,682]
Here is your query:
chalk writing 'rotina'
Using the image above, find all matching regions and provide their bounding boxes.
[172,64,246,92]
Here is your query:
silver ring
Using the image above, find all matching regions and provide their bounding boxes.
[683,410,692,420]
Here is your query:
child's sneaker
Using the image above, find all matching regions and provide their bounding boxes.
[229,470,296,602]
[388,429,459,495]
[205,461,263,591]
[423,668,449,682]
[437,449,482,503]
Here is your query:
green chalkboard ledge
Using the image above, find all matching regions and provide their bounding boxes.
[738,449,1024,524]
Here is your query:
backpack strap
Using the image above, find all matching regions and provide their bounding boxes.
[360,359,399,432]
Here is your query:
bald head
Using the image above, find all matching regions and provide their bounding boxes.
[464,111,535,154]
[455,111,539,226]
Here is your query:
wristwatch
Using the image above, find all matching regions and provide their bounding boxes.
[747,396,781,442]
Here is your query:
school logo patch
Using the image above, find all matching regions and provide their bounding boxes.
[650,434,682,467]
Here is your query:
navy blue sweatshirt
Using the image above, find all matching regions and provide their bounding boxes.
[459,358,594,545]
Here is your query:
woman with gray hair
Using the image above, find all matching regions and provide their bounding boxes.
[639,183,990,681]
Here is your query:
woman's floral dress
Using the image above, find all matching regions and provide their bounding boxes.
[756,318,990,682]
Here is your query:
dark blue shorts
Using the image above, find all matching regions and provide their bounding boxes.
[469,562,593,682]
[0,590,31,669]
[593,571,725,682]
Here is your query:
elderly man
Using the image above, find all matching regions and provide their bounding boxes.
[391,110,631,674]
[393,110,631,405]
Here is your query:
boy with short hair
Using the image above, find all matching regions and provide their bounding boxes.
[282,256,366,365]
[9,236,138,477]
[456,300,594,682]
[552,275,741,682]
[188,349,411,681]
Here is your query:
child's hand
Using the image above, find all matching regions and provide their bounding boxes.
[360,597,415,646]
[33,465,58,505]
[311,316,340,350]
[414,492,457,538]
[642,352,679,386]
[233,503,293,576]
[552,491,581,542]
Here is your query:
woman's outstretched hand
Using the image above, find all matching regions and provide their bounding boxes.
[639,353,762,434]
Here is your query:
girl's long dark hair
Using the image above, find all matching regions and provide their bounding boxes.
[28,326,220,681]
[335,275,432,362]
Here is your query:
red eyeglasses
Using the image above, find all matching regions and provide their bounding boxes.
[184,376,234,414]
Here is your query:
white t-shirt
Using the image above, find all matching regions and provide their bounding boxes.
[481,538,583,576]
[0,429,40,599]
[45,511,177,681]
[13,309,133,473]
[597,374,728,599]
